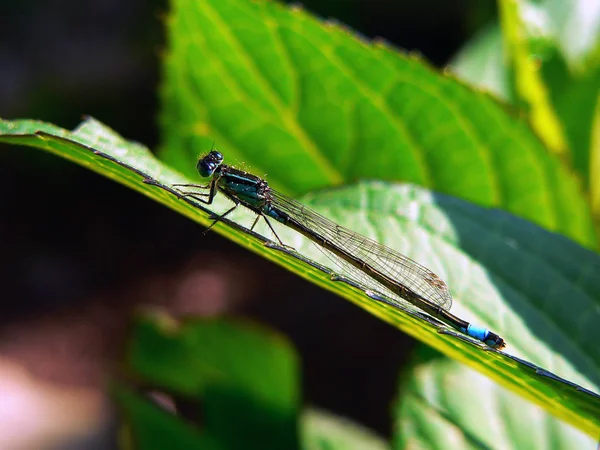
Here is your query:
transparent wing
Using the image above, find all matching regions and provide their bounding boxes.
[270,190,453,311]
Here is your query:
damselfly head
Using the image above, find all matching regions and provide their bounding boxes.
[197,150,224,178]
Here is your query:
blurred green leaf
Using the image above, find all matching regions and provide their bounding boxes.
[121,313,390,450]
[301,409,389,450]
[450,2,600,200]
[116,385,391,450]
[1,117,599,436]
[127,314,300,450]
[498,0,569,157]
[543,0,600,71]
[114,384,220,450]
[591,95,600,222]
[449,23,509,100]
[543,54,600,186]
[393,349,597,449]
[159,0,596,248]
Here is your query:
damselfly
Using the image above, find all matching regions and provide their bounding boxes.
[174,151,506,349]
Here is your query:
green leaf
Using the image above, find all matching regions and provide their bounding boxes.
[121,314,389,450]
[1,117,599,436]
[450,4,600,198]
[126,314,300,450]
[498,0,569,157]
[542,0,600,71]
[394,350,597,449]
[301,409,389,450]
[591,95,600,218]
[540,48,600,186]
[113,384,220,450]
[159,0,596,248]
[449,23,509,100]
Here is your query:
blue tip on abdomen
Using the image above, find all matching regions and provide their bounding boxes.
[466,324,489,342]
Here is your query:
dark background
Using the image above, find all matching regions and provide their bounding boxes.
[0,0,496,447]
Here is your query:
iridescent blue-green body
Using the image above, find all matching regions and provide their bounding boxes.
[181,150,505,349]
